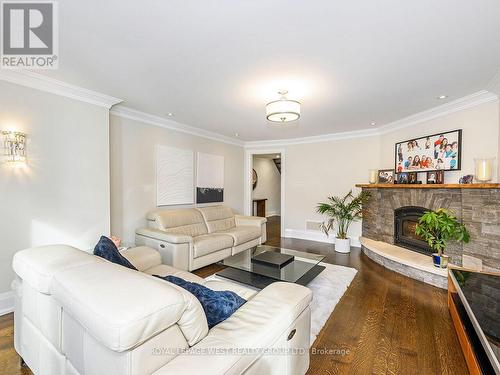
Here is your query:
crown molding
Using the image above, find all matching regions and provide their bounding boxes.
[1,71,496,146]
[244,127,380,148]
[487,69,500,95]
[377,90,498,135]
[0,70,122,108]
[246,90,498,148]
[110,105,245,146]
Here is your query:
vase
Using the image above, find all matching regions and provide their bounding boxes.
[432,253,449,268]
[335,238,351,253]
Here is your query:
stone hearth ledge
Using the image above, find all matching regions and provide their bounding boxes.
[360,237,447,289]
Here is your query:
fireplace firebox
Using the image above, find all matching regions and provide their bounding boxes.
[394,206,433,255]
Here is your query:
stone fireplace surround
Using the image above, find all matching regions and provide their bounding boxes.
[357,184,500,272]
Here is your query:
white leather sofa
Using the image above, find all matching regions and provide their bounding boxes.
[12,244,312,375]
[136,205,267,271]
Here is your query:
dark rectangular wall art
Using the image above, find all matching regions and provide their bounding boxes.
[196,188,224,204]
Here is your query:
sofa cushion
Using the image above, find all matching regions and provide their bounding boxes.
[12,245,103,294]
[192,234,234,258]
[144,264,206,284]
[197,206,236,233]
[145,265,258,301]
[155,275,246,329]
[94,236,137,270]
[147,208,208,236]
[218,225,262,246]
[52,261,190,352]
[203,280,258,301]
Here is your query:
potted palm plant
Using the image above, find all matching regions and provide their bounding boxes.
[317,190,371,253]
[415,208,470,268]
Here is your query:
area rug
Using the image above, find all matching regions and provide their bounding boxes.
[206,263,357,346]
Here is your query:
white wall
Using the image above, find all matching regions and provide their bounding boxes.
[282,136,380,243]
[280,99,499,245]
[380,100,499,183]
[0,80,110,294]
[252,157,281,216]
[110,114,245,244]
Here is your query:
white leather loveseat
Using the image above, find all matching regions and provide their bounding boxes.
[12,244,312,375]
[136,205,267,271]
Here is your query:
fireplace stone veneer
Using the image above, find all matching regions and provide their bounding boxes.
[359,186,500,272]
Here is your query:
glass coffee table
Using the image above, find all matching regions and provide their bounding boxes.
[216,245,326,289]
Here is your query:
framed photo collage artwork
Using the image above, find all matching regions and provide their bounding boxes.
[375,129,462,185]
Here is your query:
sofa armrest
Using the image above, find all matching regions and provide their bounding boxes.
[158,282,312,374]
[135,229,192,271]
[234,214,267,226]
[234,215,267,243]
[135,228,193,244]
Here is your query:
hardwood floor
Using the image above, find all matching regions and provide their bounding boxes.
[1,215,468,374]
[262,216,468,374]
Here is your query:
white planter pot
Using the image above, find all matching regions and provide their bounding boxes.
[335,238,351,253]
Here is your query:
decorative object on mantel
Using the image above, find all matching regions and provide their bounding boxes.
[474,157,495,183]
[317,190,371,253]
[415,208,470,268]
[377,169,394,184]
[368,169,378,184]
[396,172,409,184]
[426,170,444,184]
[458,174,474,184]
[355,183,500,189]
[395,129,462,173]
[408,172,418,184]
[2,130,27,163]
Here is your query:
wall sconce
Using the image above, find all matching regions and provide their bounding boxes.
[2,131,27,163]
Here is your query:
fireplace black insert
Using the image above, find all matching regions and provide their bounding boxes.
[394,206,433,255]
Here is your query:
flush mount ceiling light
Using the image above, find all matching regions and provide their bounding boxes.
[266,91,301,123]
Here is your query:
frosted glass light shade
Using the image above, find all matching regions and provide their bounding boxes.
[266,99,301,122]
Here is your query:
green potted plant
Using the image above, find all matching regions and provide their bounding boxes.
[415,208,470,268]
[317,190,371,253]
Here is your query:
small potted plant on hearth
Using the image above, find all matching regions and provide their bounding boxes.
[317,190,371,253]
[415,208,470,268]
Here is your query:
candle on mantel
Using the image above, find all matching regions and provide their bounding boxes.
[474,158,494,182]
[369,169,378,184]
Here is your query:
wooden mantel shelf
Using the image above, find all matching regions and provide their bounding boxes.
[356,183,500,189]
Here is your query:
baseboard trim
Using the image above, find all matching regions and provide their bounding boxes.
[0,291,14,316]
[266,211,280,217]
[284,229,361,248]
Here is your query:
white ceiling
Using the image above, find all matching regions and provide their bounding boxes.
[41,0,500,141]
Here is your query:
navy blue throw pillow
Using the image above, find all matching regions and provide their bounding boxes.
[154,275,246,328]
[93,236,137,270]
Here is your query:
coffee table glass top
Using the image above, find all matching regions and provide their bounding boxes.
[219,245,325,283]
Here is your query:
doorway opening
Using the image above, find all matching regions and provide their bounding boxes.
[245,149,285,245]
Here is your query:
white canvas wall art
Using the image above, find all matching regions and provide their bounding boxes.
[157,145,194,206]
[196,152,224,203]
